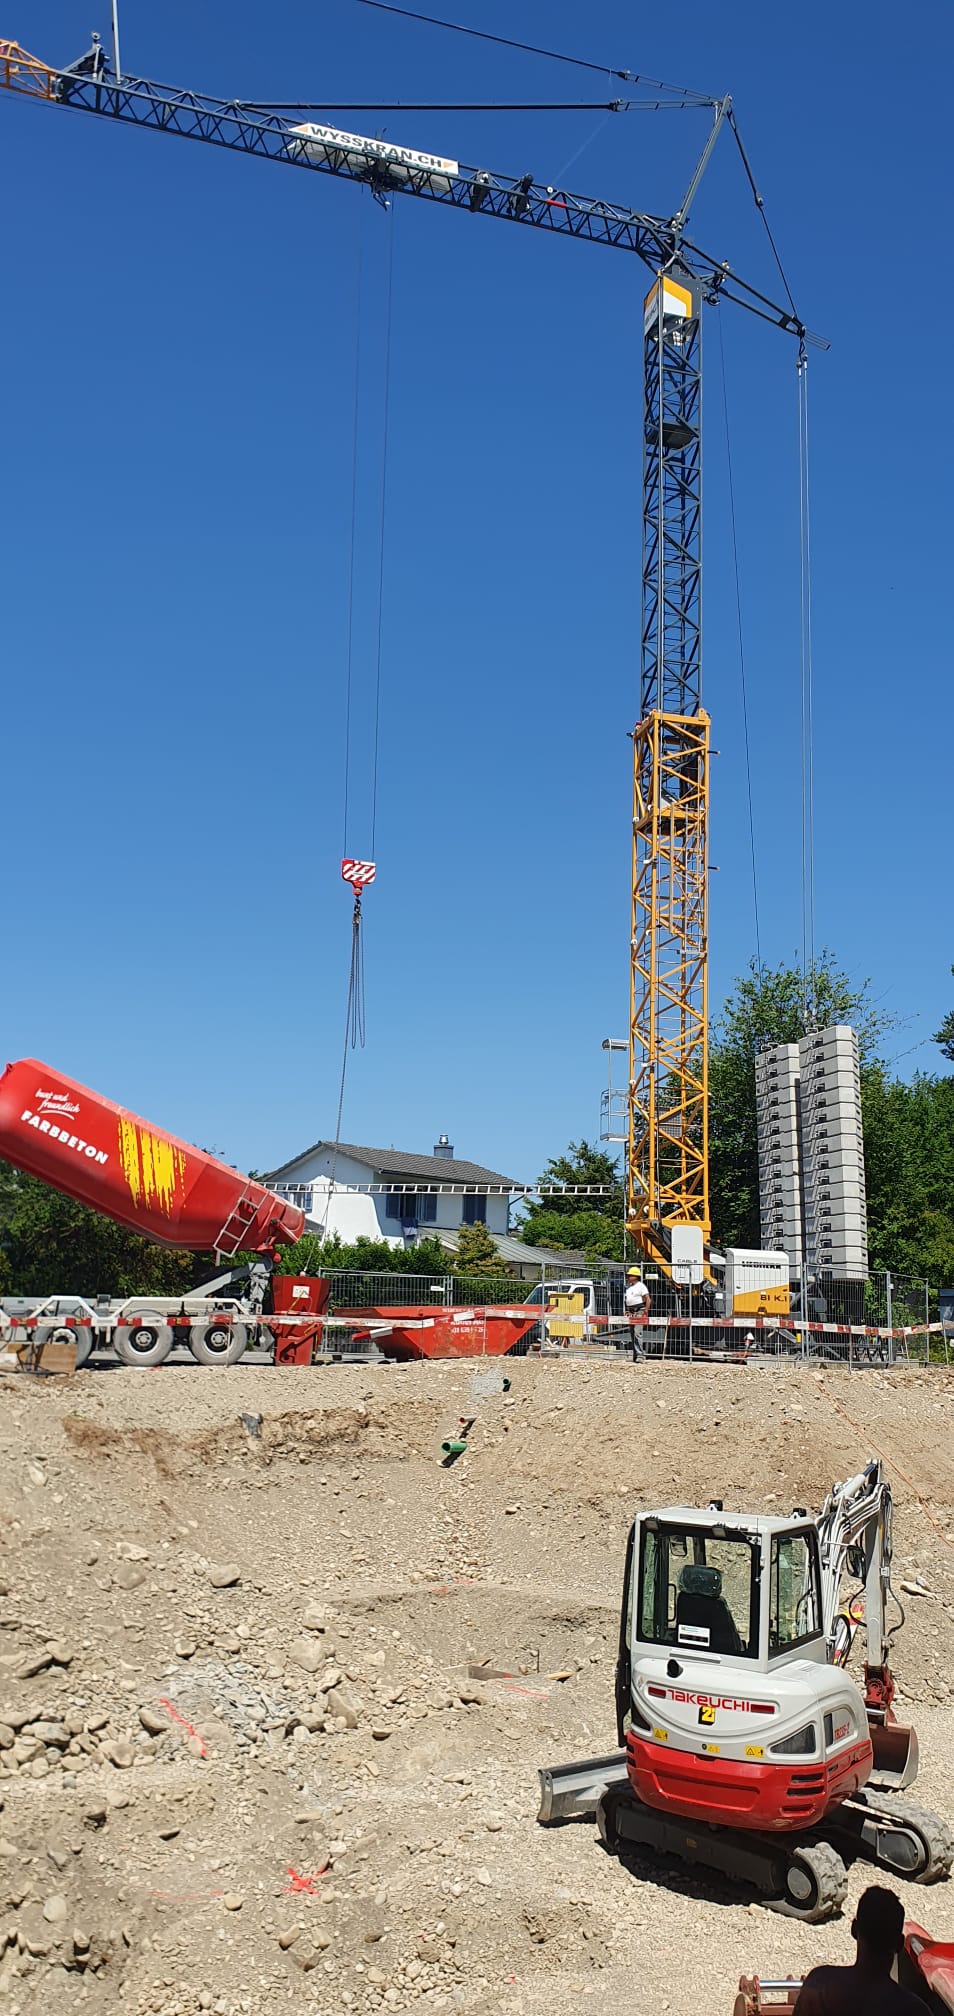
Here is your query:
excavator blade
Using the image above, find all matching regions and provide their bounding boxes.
[869,1715,919,1791]
[537,1751,628,1824]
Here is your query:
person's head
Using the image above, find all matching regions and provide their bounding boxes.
[852,1886,905,1971]
[627,1267,642,1281]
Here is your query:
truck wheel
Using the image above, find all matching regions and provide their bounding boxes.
[113,1319,174,1367]
[188,1320,248,1367]
[70,1327,93,1370]
[33,1325,93,1370]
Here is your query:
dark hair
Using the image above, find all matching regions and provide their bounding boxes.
[854,1886,905,1954]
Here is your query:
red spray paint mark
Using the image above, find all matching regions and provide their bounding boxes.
[283,1862,330,1895]
[157,1696,208,1755]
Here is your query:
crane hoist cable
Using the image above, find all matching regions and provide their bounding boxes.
[716,308,762,981]
[549,109,616,191]
[714,107,823,1025]
[342,200,395,864]
[322,205,396,1238]
[797,340,817,1024]
[370,206,395,857]
[319,866,372,1241]
[342,205,365,863]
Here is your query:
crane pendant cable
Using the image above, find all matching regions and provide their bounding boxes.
[797,341,816,1027]
[321,204,396,1237]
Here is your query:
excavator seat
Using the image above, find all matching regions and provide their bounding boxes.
[676,1563,743,1655]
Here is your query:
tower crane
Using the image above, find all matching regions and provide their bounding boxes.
[0,32,824,1274]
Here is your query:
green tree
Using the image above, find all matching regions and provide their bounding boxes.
[451,1220,508,1276]
[861,1068,954,1281]
[0,1161,202,1298]
[519,1141,624,1259]
[517,1206,624,1262]
[708,952,895,1251]
[933,967,954,1064]
[275,1231,448,1276]
[532,1140,623,1217]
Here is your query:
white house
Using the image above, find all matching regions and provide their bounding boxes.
[263,1134,518,1248]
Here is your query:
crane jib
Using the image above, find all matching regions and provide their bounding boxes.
[0,32,825,1281]
[0,36,822,325]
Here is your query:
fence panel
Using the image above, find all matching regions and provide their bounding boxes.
[315,1263,942,1367]
[323,1270,531,1312]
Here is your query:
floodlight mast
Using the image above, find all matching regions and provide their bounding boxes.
[0,36,821,1274]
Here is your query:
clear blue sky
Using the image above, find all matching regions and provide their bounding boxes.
[2,0,951,1185]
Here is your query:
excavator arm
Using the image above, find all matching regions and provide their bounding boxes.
[816,1460,915,1786]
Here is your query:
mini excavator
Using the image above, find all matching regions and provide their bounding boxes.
[539,1462,953,1920]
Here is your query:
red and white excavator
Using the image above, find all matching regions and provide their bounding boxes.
[539,1461,953,1920]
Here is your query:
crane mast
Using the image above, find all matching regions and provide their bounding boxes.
[632,269,709,1260]
[0,36,818,1267]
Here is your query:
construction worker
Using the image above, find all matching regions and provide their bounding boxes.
[794,1885,925,2014]
[624,1267,651,1360]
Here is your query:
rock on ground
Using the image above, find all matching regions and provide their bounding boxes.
[0,1358,953,2016]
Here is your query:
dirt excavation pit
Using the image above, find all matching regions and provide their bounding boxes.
[1,1358,954,2016]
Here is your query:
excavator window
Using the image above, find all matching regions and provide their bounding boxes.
[636,1524,757,1659]
[768,1530,822,1655]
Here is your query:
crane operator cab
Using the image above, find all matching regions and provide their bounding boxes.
[613,1502,893,1834]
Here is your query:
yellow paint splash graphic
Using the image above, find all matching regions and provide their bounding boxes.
[117,1117,186,1215]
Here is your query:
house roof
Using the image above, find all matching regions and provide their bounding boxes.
[264,1139,521,1188]
[438,1229,621,1272]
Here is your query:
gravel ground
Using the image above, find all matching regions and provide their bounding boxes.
[1,1357,953,2016]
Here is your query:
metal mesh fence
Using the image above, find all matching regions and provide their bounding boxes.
[315,1263,946,1368]
[323,1270,531,1312]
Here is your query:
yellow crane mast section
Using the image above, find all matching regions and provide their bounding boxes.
[629,709,710,1255]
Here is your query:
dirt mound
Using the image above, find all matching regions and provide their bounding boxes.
[59,1397,446,1484]
[1,1359,953,2016]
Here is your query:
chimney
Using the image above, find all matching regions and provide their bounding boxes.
[433,1134,454,1159]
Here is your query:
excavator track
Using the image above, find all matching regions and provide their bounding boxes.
[830,1792,954,1884]
[596,1786,850,1923]
[764,1840,849,1922]
[595,1778,953,1920]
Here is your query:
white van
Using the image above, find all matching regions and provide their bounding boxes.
[521,1276,628,1348]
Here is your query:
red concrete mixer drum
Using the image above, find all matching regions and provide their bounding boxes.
[0,1059,304,1254]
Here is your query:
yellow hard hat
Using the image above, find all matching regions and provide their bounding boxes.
[627,1266,642,1278]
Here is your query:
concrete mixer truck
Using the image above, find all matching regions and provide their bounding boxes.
[0,1058,328,1369]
